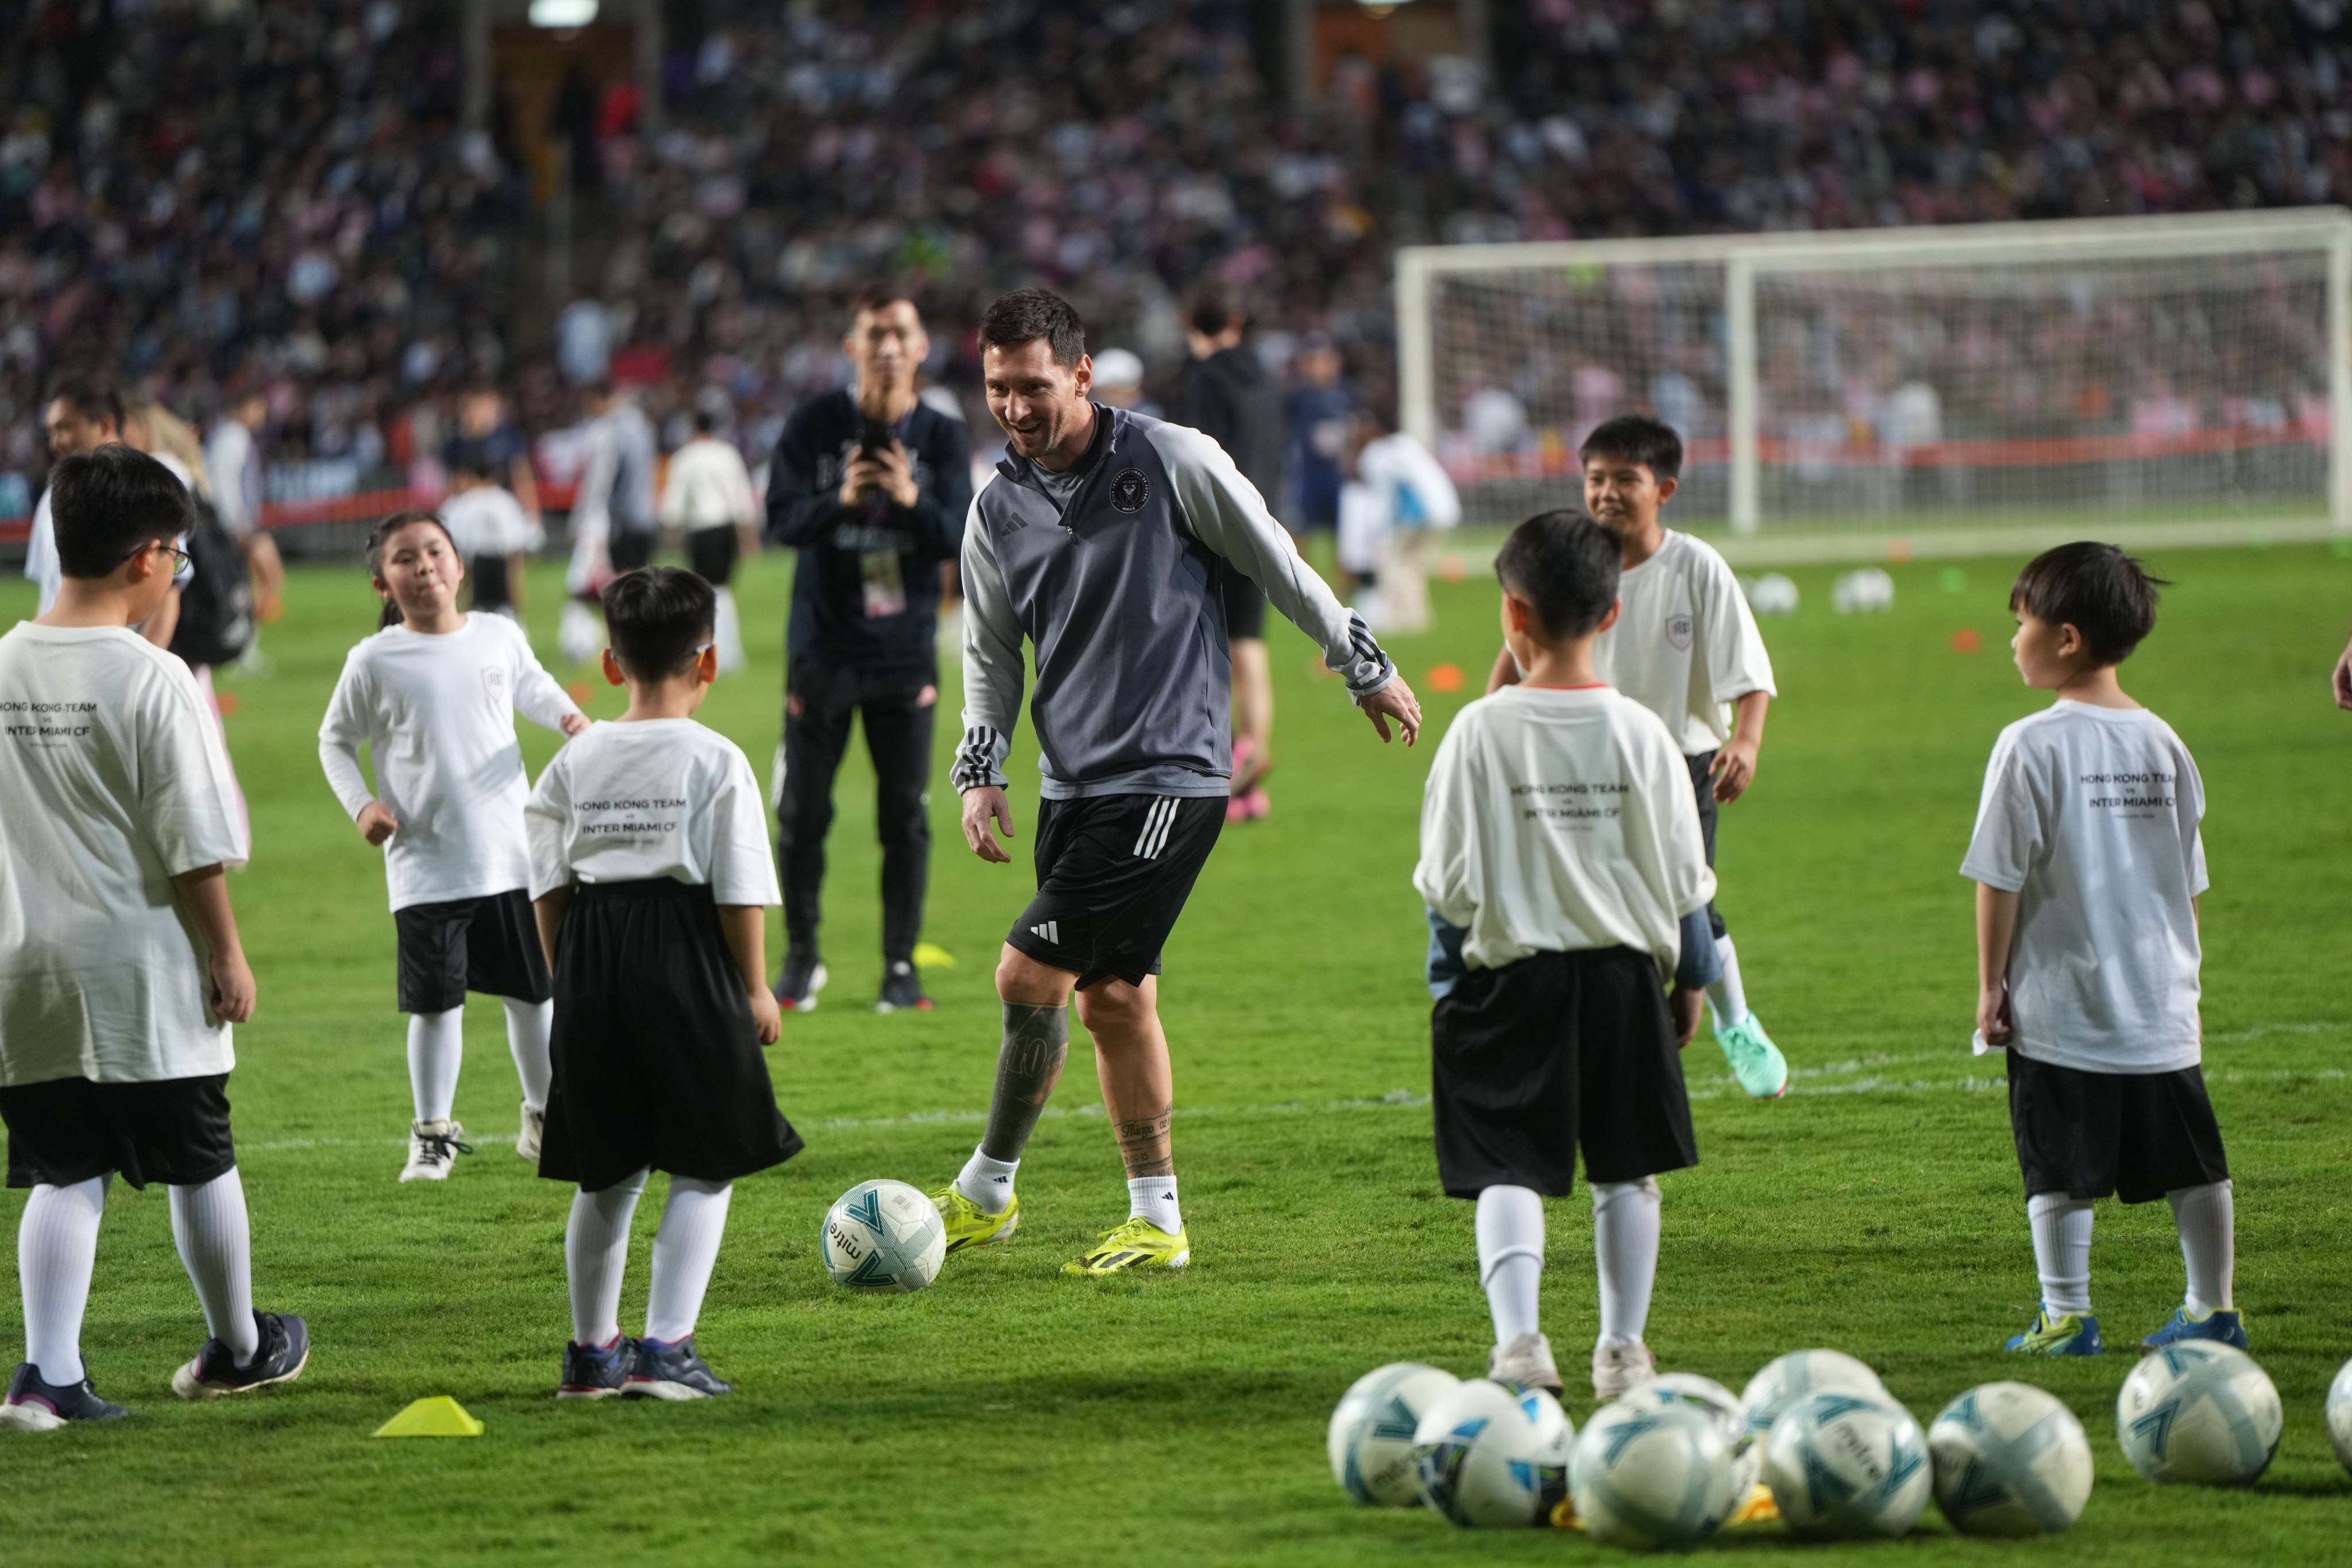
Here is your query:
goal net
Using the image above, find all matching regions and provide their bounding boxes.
[1398,211,2352,554]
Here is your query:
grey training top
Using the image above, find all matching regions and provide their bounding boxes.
[953,404,1396,801]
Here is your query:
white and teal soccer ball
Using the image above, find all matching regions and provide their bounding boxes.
[1411,1379,1555,1528]
[2328,1357,2352,1475]
[1832,567,1896,614]
[1640,1372,1761,1498]
[1763,1391,1931,1539]
[1571,1395,1740,1551]
[1327,1364,1459,1506]
[1928,1381,2094,1536]
[1745,572,1800,615]
[2115,1343,2282,1485]
[1515,1384,1575,1511]
[1740,1349,1889,1440]
[820,1179,945,1293]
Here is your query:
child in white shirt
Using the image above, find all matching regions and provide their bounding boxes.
[318,511,586,1182]
[1964,542,2237,1357]
[439,459,544,622]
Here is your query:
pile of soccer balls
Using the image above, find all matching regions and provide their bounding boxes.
[1330,1341,2349,1549]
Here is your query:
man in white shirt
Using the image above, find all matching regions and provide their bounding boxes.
[657,410,759,671]
[203,388,287,639]
[1965,542,2237,1360]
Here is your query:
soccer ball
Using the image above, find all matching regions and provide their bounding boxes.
[1640,1372,1762,1498]
[1928,1381,2094,1536]
[1740,1349,1888,1439]
[1763,1391,1932,1539]
[1571,1395,1740,1551]
[2327,1357,2352,1474]
[1514,1384,1575,1511]
[1411,1378,1554,1528]
[1327,1364,1459,1506]
[1745,572,1800,615]
[2115,1343,2283,1485]
[820,1179,945,1293]
[1832,567,1896,613]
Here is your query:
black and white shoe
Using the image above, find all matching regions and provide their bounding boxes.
[0,1362,129,1431]
[873,960,933,1013]
[172,1311,310,1400]
[621,1337,733,1401]
[557,1336,635,1400]
[773,951,827,1013]
[400,1118,472,1182]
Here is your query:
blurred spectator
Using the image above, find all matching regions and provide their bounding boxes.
[443,385,542,525]
[205,388,287,633]
[1286,334,1354,538]
[1090,349,1155,416]
[659,408,760,672]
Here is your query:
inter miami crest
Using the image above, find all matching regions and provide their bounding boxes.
[1109,468,1149,512]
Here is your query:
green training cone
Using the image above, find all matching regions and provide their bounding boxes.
[373,1396,484,1438]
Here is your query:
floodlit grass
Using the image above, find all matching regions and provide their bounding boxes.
[2,539,2349,1565]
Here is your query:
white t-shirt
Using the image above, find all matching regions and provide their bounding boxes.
[1592,530,1777,755]
[1414,685,1715,975]
[318,613,581,910]
[524,719,780,905]
[439,485,543,558]
[658,437,757,532]
[0,625,249,1085]
[1960,701,2208,1074]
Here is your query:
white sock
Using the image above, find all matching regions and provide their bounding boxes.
[502,998,554,1113]
[1705,934,1747,1032]
[1592,1177,1662,1347]
[1126,1175,1182,1235]
[169,1169,260,1366]
[955,1145,1019,1214]
[2168,1180,2235,1315]
[2027,1192,2095,1315]
[1474,1185,1544,1347]
[407,1006,465,1123]
[714,586,747,673]
[565,1169,648,1346]
[18,1176,107,1385]
[646,1177,733,1343]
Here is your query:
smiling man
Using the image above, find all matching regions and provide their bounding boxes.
[934,287,1421,1275]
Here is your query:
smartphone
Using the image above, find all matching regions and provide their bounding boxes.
[859,416,894,458]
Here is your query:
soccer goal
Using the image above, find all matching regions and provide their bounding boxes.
[1397,208,2352,559]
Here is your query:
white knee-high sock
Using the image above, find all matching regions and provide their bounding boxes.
[407,1006,465,1123]
[2027,1193,2095,1315]
[2168,1181,2234,1315]
[169,1168,260,1365]
[1592,1177,1663,1347]
[18,1177,107,1385]
[1474,1185,1544,1347]
[566,1169,648,1347]
[1705,934,1748,1032]
[646,1177,733,1344]
[502,998,554,1113]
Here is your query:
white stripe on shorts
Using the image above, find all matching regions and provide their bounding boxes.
[1132,797,1177,860]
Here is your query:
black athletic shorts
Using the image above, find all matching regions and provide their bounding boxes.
[1684,751,1726,941]
[1431,947,1697,1199]
[1006,793,1225,990]
[608,529,656,573]
[687,527,739,587]
[2,1074,236,1190]
[396,888,554,1014]
[1222,570,1266,642]
[469,553,513,614]
[2006,1049,2229,1204]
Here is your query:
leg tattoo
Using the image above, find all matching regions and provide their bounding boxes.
[1113,1110,1174,1179]
[979,1002,1069,1162]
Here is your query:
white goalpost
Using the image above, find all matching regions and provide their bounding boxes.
[1396,208,2352,560]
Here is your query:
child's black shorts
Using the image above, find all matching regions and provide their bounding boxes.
[396,888,554,1014]
[2006,1048,2229,1203]
[1431,946,1697,1199]
[1,1073,236,1190]
[1006,793,1225,990]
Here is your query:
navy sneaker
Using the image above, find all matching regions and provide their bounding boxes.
[873,960,933,1013]
[621,1337,733,1401]
[557,1336,635,1400]
[0,1362,129,1431]
[2142,1307,2249,1351]
[773,950,827,1013]
[171,1310,310,1400]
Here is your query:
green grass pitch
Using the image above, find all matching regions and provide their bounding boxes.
[3,538,2349,1565]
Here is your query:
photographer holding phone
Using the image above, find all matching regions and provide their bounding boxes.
[765,285,974,1013]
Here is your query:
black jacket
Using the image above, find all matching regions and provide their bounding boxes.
[1168,345,1287,511]
[766,388,973,672]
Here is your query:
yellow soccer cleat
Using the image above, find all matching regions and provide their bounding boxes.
[929,1185,1020,1255]
[1063,1216,1191,1276]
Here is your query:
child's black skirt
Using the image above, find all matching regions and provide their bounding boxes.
[539,878,802,1192]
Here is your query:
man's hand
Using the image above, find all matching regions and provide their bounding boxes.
[2334,632,2352,710]
[872,442,920,509]
[1711,736,1760,802]
[560,712,591,737]
[1977,983,2013,1046]
[208,948,257,1025]
[749,987,782,1046]
[963,785,1017,863]
[1359,676,1423,746]
[838,455,886,508]
[1669,983,1705,1049]
[1485,646,1522,696]
[356,800,399,846]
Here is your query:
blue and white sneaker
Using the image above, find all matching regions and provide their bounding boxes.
[2005,1306,2103,1356]
[172,1310,310,1399]
[0,1362,129,1431]
[621,1337,733,1401]
[2142,1307,2248,1351]
[557,1336,635,1400]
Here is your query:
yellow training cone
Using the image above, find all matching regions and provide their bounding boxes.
[912,943,957,969]
[373,1396,484,1438]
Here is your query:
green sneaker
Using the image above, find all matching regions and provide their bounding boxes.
[2006,1307,2104,1356]
[929,1185,1020,1256]
[1716,1012,1789,1099]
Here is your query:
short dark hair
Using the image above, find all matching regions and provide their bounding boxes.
[2009,542,2168,665]
[603,565,715,679]
[46,375,125,431]
[1185,281,1241,338]
[49,446,195,578]
[365,509,459,628]
[849,282,917,319]
[1579,414,1683,482]
[1495,509,1621,638]
[692,410,717,435]
[978,288,1086,368]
